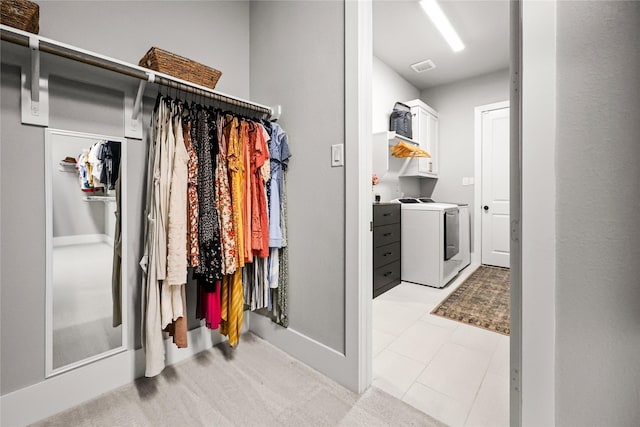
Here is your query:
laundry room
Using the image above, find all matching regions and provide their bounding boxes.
[370,1,512,425]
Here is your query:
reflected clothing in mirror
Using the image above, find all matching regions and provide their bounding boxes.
[76,140,121,192]
[45,129,125,375]
[112,175,122,327]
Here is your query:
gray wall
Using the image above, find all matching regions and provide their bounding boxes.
[38,1,250,99]
[249,1,346,353]
[419,69,509,252]
[372,55,420,133]
[1,64,48,395]
[0,64,147,395]
[1,1,251,395]
[555,2,640,425]
[372,56,421,201]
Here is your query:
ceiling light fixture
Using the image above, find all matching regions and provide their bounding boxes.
[419,0,465,53]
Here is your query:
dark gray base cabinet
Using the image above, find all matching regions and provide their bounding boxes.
[373,203,401,298]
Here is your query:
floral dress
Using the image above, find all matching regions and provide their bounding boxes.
[184,120,199,267]
[215,114,236,275]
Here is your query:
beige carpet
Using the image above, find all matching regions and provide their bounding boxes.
[431,265,510,335]
[32,333,446,427]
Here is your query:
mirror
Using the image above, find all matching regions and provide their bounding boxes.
[45,129,127,376]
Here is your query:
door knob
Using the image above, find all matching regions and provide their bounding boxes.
[483,205,489,211]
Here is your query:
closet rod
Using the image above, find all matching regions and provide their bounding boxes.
[0,25,272,116]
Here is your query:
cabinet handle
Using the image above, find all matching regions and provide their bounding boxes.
[383,252,392,256]
[383,271,392,277]
[382,213,391,217]
[383,233,392,237]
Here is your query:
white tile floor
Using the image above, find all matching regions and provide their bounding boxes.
[372,264,510,427]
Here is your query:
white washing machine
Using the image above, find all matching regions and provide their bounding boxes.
[395,198,461,288]
[418,199,471,272]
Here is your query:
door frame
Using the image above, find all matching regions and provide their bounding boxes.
[345,0,373,393]
[351,1,557,426]
[473,101,509,267]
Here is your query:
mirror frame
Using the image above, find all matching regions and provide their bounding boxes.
[44,128,128,378]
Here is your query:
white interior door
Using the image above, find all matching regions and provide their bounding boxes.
[481,107,510,267]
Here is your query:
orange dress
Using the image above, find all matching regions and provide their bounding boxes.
[251,123,270,258]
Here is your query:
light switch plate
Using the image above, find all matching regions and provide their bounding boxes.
[331,144,344,167]
[462,177,469,186]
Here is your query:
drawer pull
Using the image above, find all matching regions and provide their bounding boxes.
[383,232,392,237]
[383,271,393,277]
[383,252,392,256]
[382,213,392,217]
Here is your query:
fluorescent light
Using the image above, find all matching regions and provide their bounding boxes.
[419,0,465,52]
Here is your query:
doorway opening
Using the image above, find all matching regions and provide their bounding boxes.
[369,1,511,425]
[474,101,510,269]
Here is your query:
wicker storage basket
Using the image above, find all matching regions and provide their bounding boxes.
[138,47,222,90]
[1,0,39,34]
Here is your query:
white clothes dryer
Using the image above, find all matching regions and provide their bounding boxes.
[394,199,461,288]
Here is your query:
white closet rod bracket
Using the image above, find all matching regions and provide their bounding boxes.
[132,73,155,121]
[270,104,282,121]
[29,35,40,108]
[131,80,146,121]
[21,34,48,126]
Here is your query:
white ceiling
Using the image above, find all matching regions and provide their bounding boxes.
[373,0,510,90]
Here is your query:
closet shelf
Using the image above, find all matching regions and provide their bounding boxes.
[385,131,419,146]
[58,161,77,172]
[0,24,272,117]
[83,195,115,203]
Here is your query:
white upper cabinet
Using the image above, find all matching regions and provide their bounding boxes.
[402,99,439,178]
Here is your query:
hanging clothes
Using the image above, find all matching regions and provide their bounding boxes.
[265,121,291,327]
[240,120,253,264]
[141,96,167,377]
[226,116,244,270]
[163,109,188,330]
[140,93,292,377]
[162,111,189,347]
[267,122,291,248]
[219,115,245,347]
[250,123,270,258]
[193,109,223,288]
[112,175,122,327]
[215,114,236,275]
[184,120,200,268]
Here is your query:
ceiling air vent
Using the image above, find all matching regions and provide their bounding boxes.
[410,59,436,73]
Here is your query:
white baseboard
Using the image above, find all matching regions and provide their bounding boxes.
[0,350,135,427]
[248,312,353,390]
[1,318,250,426]
[53,234,112,248]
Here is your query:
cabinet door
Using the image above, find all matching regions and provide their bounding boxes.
[427,112,438,175]
[417,109,431,174]
[406,104,439,178]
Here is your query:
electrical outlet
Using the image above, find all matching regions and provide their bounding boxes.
[462,177,469,186]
